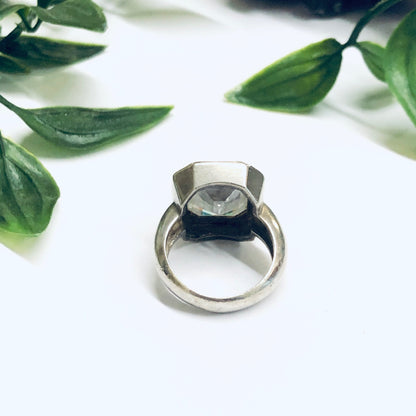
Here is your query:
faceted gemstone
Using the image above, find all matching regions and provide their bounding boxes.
[187,185,248,217]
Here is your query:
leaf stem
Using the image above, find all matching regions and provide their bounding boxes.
[17,10,32,31]
[0,25,23,51]
[344,0,403,47]
[31,19,43,32]
[0,94,20,114]
[17,9,42,33]
[0,8,43,51]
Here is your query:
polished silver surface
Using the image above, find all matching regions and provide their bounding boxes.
[155,161,285,313]
[173,161,264,215]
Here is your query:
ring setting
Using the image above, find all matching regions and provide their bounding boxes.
[155,161,285,313]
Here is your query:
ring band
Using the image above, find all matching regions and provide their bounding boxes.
[155,161,286,313]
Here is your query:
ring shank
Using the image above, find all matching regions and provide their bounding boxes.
[155,203,285,313]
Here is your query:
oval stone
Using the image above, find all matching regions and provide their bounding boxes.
[187,185,248,217]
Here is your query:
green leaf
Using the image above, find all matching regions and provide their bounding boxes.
[385,9,416,126]
[0,132,59,235]
[0,3,26,19]
[37,0,51,7]
[34,0,107,32]
[0,0,106,31]
[0,95,173,149]
[225,38,343,112]
[0,36,105,69]
[37,0,65,7]
[356,41,385,82]
[0,53,29,73]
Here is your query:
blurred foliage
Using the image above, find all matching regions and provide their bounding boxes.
[302,0,378,15]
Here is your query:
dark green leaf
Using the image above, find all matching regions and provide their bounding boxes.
[303,0,377,15]
[302,0,343,15]
[356,41,385,82]
[0,132,59,235]
[37,0,66,7]
[37,0,51,7]
[34,0,107,32]
[0,0,106,31]
[0,36,105,69]
[0,95,173,149]
[385,9,416,126]
[0,53,29,73]
[225,38,343,112]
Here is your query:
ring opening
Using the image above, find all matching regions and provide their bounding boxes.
[168,237,272,298]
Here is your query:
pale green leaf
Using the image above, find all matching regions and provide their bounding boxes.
[357,41,385,82]
[385,9,416,126]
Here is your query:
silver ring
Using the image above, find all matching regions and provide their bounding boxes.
[154,161,286,313]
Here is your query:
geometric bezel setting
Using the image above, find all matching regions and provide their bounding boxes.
[173,161,264,215]
[173,161,265,242]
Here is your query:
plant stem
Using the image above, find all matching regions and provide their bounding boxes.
[17,10,33,32]
[0,9,43,51]
[17,9,42,32]
[31,19,42,32]
[0,94,19,114]
[344,0,403,47]
[0,24,23,50]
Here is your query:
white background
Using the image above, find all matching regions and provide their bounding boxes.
[1,0,416,414]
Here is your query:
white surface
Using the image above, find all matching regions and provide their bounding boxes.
[1,1,416,415]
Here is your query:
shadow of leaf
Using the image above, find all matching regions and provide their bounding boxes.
[324,102,416,161]
[354,87,395,111]
[0,228,47,262]
[19,125,156,159]
[227,0,414,16]
[101,0,220,26]
[19,131,85,159]
[120,9,221,32]
[381,129,416,160]
[0,70,105,106]
[100,0,168,16]
[227,0,311,17]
